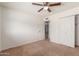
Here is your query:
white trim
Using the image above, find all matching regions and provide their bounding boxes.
[0,38,43,51]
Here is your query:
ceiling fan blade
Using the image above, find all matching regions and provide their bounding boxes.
[38,8,43,12]
[32,3,43,6]
[49,3,61,6]
[47,8,51,12]
[43,2,49,6]
[45,2,49,6]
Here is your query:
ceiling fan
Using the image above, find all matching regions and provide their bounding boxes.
[32,2,61,12]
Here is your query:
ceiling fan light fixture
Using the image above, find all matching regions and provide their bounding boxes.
[44,6,48,10]
[32,2,61,12]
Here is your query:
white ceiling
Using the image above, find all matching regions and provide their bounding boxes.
[0,2,79,18]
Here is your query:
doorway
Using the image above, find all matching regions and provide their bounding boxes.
[44,18,50,41]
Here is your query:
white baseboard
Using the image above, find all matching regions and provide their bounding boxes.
[50,39,75,48]
[0,38,43,52]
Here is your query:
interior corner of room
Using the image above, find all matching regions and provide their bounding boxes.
[0,2,79,56]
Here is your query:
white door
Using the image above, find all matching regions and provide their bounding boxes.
[50,15,75,47]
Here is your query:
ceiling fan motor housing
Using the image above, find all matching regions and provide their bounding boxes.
[32,2,61,12]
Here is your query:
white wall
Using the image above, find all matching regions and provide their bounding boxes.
[1,7,44,50]
[50,2,79,14]
[0,7,2,51]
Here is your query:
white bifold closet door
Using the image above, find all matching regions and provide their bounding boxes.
[49,15,75,48]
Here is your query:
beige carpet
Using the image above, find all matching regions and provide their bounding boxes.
[1,40,79,56]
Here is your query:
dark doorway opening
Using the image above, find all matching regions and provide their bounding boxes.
[44,18,50,41]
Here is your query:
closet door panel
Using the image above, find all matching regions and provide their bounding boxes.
[50,16,75,47]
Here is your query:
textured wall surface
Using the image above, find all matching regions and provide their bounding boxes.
[1,7,44,50]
